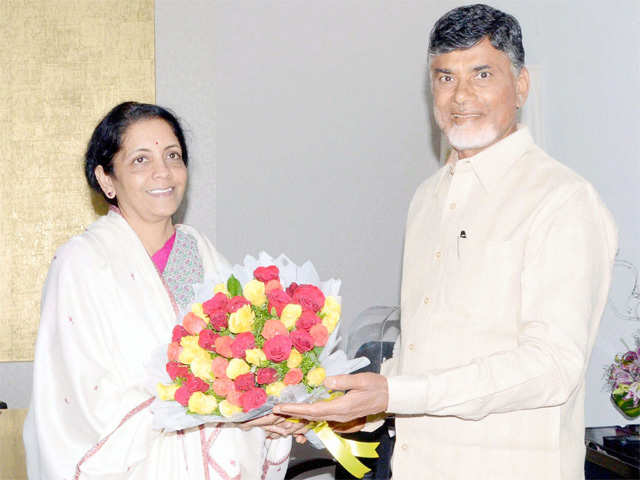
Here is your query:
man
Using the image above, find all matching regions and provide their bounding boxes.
[275,4,618,479]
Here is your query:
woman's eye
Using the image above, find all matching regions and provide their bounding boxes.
[133,156,146,164]
[168,151,182,161]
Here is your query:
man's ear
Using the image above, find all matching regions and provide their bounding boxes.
[516,66,530,109]
[94,165,115,198]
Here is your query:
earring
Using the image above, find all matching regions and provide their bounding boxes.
[107,191,114,198]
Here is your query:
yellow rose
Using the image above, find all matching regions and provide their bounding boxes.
[213,283,230,296]
[156,383,179,401]
[245,348,267,366]
[243,279,267,307]
[265,381,286,397]
[321,296,341,316]
[180,335,199,349]
[219,399,243,417]
[191,302,208,321]
[306,367,326,387]
[190,355,214,381]
[179,344,210,365]
[321,311,340,333]
[287,348,303,368]
[188,391,218,415]
[226,358,250,379]
[228,304,255,333]
[280,304,302,330]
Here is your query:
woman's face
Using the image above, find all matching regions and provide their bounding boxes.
[98,118,187,226]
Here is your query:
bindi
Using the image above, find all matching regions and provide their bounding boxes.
[155,140,159,145]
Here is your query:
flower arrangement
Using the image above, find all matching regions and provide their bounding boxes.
[151,253,367,429]
[606,333,640,418]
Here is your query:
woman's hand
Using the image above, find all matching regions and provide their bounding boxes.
[238,413,310,440]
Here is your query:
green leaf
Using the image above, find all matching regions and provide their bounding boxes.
[227,275,243,297]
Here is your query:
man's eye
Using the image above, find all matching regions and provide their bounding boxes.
[440,75,453,82]
[476,71,491,79]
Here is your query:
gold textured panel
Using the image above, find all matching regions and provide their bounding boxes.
[0,409,28,480]
[0,0,155,361]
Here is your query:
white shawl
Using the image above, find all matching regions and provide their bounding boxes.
[24,211,291,479]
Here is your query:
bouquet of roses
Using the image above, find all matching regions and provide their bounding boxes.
[149,252,369,431]
[606,333,640,418]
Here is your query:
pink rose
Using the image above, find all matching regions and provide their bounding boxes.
[296,310,321,331]
[185,375,209,394]
[266,289,292,316]
[199,329,219,351]
[254,265,280,283]
[256,367,278,385]
[262,334,292,362]
[212,377,234,397]
[227,296,250,314]
[261,319,289,340]
[284,368,303,385]
[166,361,189,381]
[214,335,234,358]
[293,285,325,313]
[234,372,256,392]
[212,356,229,378]
[203,292,229,316]
[286,282,299,298]
[172,325,189,343]
[227,387,243,406]
[174,385,192,406]
[167,341,182,362]
[183,312,207,335]
[209,310,228,331]
[309,324,329,347]
[290,329,315,353]
[265,279,283,294]
[231,332,256,359]
[239,387,268,412]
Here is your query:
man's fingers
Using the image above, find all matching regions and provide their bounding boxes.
[273,401,332,420]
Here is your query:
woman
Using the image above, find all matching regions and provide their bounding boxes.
[23,102,292,479]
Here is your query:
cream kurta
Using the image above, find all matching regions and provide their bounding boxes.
[383,127,617,479]
[24,211,291,479]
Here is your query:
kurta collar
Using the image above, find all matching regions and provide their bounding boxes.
[434,125,534,195]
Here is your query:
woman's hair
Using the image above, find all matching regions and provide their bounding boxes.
[84,101,189,205]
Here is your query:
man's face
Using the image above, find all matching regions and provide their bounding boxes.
[430,37,529,159]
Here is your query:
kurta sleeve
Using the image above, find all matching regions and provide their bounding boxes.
[26,239,159,479]
[386,184,618,418]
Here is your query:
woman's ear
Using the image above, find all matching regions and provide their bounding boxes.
[94,165,116,199]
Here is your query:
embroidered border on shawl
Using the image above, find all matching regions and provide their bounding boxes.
[261,450,291,480]
[74,396,155,479]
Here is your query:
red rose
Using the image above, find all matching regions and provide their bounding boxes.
[166,361,189,381]
[234,372,256,392]
[227,387,242,407]
[203,292,229,316]
[209,310,228,331]
[296,310,321,331]
[293,285,325,313]
[284,368,303,385]
[290,329,315,353]
[227,296,250,313]
[239,387,268,412]
[266,289,293,316]
[185,375,209,394]
[309,323,329,347]
[262,334,292,362]
[231,332,256,358]
[285,282,299,298]
[214,335,234,358]
[254,265,280,283]
[174,385,192,406]
[256,367,278,385]
[198,329,219,351]
[172,325,189,343]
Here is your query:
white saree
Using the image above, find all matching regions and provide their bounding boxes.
[24,210,291,479]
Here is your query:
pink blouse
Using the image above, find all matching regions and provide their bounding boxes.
[151,231,176,273]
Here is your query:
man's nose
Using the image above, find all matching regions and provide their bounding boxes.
[453,78,474,105]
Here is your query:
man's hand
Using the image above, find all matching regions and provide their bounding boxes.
[273,373,388,423]
[238,413,309,439]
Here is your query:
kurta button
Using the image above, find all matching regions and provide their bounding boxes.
[449,202,456,210]
[423,296,430,304]
[434,251,441,259]
[401,443,408,451]
[408,343,415,351]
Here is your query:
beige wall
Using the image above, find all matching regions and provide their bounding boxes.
[0,1,155,476]
[0,0,155,362]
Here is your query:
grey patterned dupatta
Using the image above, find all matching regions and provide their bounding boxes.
[162,229,205,312]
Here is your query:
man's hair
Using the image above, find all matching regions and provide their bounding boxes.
[428,4,524,72]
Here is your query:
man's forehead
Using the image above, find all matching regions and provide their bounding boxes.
[429,38,511,71]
